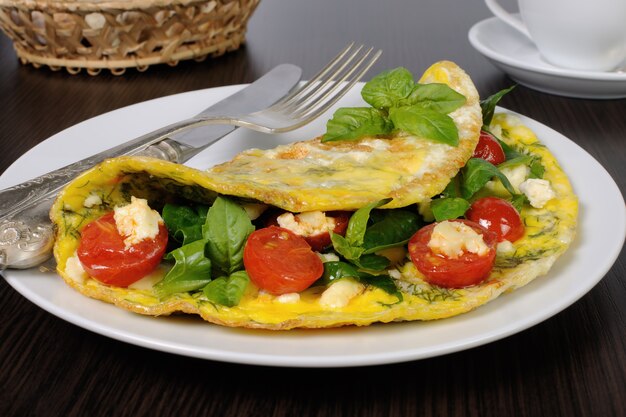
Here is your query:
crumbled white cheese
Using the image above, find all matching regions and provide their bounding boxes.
[497,240,515,254]
[388,268,402,279]
[65,253,88,283]
[319,278,364,309]
[428,221,489,259]
[83,193,102,208]
[277,211,335,237]
[275,293,301,304]
[519,178,556,208]
[113,196,163,248]
[318,252,340,263]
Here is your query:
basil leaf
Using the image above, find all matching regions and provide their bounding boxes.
[431,197,471,221]
[361,67,415,109]
[322,261,361,283]
[509,194,528,212]
[322,107,393,142]
[480,85,516,127]
[203,197,255,276]
[322,262,401,301]
[389,106,459,146]
[496,154,535,171]
[495,136,525,160]
[363,209,421,253]
[203,271,250,307]
[461,158,516,199]
[162,204,209,247]
[529,158,545,179]
[345,199,391,247]
[330,233,365,261]
[353,254,390,271]
[441,174,462,198]
[402,83,466,113]
[155,240,212,297]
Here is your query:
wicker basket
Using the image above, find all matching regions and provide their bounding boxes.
[0,0,260,75]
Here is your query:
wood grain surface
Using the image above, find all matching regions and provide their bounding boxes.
[0,1,624,416]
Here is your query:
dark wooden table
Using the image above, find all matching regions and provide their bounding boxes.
[1,1,624,416]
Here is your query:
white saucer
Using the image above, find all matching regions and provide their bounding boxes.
[468,16,626,99]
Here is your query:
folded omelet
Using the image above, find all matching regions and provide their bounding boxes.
[50,62,577,330]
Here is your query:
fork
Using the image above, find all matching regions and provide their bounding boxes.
[0,43,381,269]
[136,43,382,162]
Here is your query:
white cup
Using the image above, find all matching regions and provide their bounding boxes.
[485,0,626,72]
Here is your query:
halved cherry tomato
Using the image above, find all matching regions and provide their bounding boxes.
[243,226,323,295]
[466,197,524,242]
[77,212,168,287]
[263,210,351,252]
[472,130,506,165]
[408,219,497,288]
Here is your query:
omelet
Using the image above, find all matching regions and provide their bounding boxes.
[50,62,577,330]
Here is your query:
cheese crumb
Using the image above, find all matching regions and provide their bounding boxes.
[500,164,530,193]
[519,178,556,208]
[275,293,301,304]
[277,211,335,237]
[428,221,489,259]
[83,193,102,208]
[113,197,163,248]
[319,278,364,309]
[65,253,88,283]
[497,240,515,254]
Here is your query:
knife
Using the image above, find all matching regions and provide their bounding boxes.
[0,64,302,269]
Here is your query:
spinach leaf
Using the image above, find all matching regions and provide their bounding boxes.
[330,233,365,261]
[496,154,535,171]
[203,196,255,276]
[402,83,466,113]
[155,240,212,297]
[389,106,459,146]
[322,261,401,301]
[494,135,525,160]
[203,271,250,307]
[431,197,470,221]
[509,194,529,212]
[362,209,421,253]
[461,158,516,199]
[441,174,462,198]
[480,85,516,127]
[353,254,390,271]
[322,107,393,143]
[162,204,209,247]
[361,67,415,109]
[345,198,391,247]
[529,158,545,179]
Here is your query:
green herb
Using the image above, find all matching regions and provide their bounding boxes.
[461,157,516,199]
[203,271,250,307]
[322,107,393,142]
[362,209,421,253]
[155,240,212,297]
[321,261,402,301]
[480,85,516,127]
[431,197,471,221]
[162,204,209,247]
[389,106,459,146]
[322,67,466,145]
[361,67,415,109]
[203,196,255,276]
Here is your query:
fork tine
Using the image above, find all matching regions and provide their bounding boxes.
[293,47,382,120]
[282,45,367,113]
[270,43,359,110]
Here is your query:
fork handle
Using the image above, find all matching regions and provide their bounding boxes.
[0,115,231,221]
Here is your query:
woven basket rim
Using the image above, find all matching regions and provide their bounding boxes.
[0,0,215,11]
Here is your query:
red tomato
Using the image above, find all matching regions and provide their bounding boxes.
[263,210,351,252]
[408,219,497,288]
[243,226,324,295]
[77,212,168,287]
[472,130,506,165]
[466,197,525,242]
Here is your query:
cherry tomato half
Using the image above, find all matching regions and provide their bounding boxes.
[466,197,525,242]
[472,130,506,165]
[243,226,324,295]
[77,212,168,287]
[264,210,351,252]
[408,219,497,288]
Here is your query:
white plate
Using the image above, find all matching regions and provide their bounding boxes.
[468,16,626,99]
[1,84,624,367]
